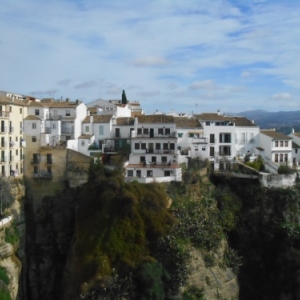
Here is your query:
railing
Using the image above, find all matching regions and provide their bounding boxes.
[0,111,9,118]
[61,130,74,134]
[31,159,40,164]
[45,128,51,133]
[32,172,52,179]
[9,142,15,148]
[45,159,53,164]
[0,157,6,163]
[134,133,177,139]
[9,127,14,133]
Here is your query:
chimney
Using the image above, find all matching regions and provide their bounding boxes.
[217,110,220,115]
[292,128,295,134]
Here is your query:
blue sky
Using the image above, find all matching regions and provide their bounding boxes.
[1,0,300,114]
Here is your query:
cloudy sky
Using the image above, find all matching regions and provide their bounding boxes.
[1,0,300,114]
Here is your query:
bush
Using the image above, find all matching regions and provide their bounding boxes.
[0,289,11,300]
[0,266,10,285]
[278,164,295,174]
[245,156,265,171]
[5,224,19,247]
[182,285,206,300]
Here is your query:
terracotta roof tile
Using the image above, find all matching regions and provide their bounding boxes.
[260,130,292,140]
[78,134,94,139]
[137,115,174,124]
[0,96,28,106]
[82,115,113,123]
[174,117,202,129]
[116,117,134,125]
[24,115,41,120]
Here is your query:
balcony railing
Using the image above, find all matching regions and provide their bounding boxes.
[0,111,9,118]
[61,129,74,134]
[9,141,15,148]
[9,127,14,133]
[31,159,40,164]
[1,157,6,163]
[32,172,52,179]
[0,142,6,148]
[45,159,53,164]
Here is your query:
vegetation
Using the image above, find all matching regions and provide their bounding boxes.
[0,266,10,285]
[5,223,19,248]
[278,163,296,174]
[245,155,265,171]
[0,289,12,300]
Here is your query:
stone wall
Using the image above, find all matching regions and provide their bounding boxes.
[66,149,94,188]
[259,173,297,188]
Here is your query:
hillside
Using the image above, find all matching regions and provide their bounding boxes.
[234,110,300,132]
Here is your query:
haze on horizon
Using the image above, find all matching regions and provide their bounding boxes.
[1,0,300,114]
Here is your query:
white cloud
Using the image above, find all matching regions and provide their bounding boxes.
[189,80,216,90]
[271,93,293,100]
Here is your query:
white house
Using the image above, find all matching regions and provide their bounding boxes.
[125,115,182,183]
[259,129,293,172]
[288,130,300,167]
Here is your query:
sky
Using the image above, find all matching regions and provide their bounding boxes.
[1,0,300,114]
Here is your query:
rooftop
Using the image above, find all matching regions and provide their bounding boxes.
[260,130,292,140]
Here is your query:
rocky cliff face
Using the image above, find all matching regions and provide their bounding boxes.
[0,178,26,300]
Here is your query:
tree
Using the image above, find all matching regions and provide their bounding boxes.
[122,90,128,104]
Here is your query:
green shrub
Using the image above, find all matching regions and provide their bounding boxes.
[182,285,206,300]
[0,289,11,300]
[0,266,10,285]
[278,164,295,174]
[245,156,265,171]
[5,224,19,247]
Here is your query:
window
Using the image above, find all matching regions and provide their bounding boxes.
[285,154,288,162]
[206,122,210,126]
[202,147,206,151]
[147,170,153,177]
[9,106,12,112]
[16,149,18,156]
[219,133,231,143]
[164,170,171,176]
[20,122,22,132]
[140,156,145,163]
[210,147,214,156]
[32,123,36,129]
[141,143,146,150]
[178,133,183,137]
[35,109,39,116]
[162,156,167,163]
[219,146,231,156]
[155,143,161,150]
[137,170,141,178]
[66,110,71,117]
[275,141,278,147]
[158,128,163,135]
[210,134,215,143]
[275,154,278,162]
[134,143,140,150]
[151,156,157,163]
[32,136,37,142]
[296,149,298,154]
[81,141,85,146]
[85,126,89,132]
[52,124,56,129]
[280,154,283,162]
[137,128,142,135]
[285,141,288,147]
[165,128,170,135]
[99,125,104,135]
[280,141,283,147]
[20,108,22,114]
[127,170,133,177]
[163,143,168,150]
[143,128,149,135]
[170,143,175,150]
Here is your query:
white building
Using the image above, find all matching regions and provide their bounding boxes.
[288,130,300,167]
[259,130,293,172]
[125,115,182,183]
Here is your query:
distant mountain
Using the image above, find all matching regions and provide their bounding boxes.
[229,110,300,134]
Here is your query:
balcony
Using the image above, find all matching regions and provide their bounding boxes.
[0,157,6,163]
[45,159,53,164]
[0,142,6,148]
[32,172,52,179]
[61,129,74,134]
[0,111,9,118]
[9,141,15,148]
[0,128,7,134]
[9,127,14,133]
[31,159,40,164]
